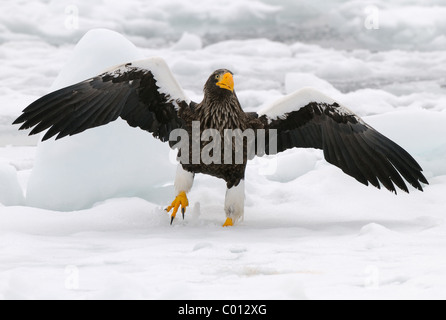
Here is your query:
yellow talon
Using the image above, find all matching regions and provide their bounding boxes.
[223,218,234,227]
[165,191,189,224]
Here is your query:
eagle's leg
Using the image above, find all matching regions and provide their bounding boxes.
[223,180,245,227]
[166,165,194,224]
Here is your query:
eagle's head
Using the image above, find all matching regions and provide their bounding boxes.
[204,69,235,99]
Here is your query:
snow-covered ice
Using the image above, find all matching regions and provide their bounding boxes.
[25,31,177,211]
[0,164,24,206]
[1,0,446,300]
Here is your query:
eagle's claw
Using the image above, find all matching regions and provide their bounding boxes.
[166,191,189,225]
[222,218,234,227]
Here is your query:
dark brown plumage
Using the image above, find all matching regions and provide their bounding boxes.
[177,69,263,189]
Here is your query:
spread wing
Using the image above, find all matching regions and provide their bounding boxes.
[13,57,191,142]
[258,88,428,193]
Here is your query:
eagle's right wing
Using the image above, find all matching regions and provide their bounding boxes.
[13,57,191,142]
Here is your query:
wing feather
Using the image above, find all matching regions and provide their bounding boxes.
[259,88,428,193]
[13,57,191,143]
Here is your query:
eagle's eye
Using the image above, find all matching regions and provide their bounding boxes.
[215,74,221,81]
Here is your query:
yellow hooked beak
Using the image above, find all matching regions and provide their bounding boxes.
[216,72,234,92]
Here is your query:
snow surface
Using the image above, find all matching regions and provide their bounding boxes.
[1,0,446,300]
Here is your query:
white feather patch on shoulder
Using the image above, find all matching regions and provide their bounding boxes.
[132,57,191,105]
[258,87,356,121]
[102,57,191,108]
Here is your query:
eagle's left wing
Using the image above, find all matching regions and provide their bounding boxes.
[258,88,428,193]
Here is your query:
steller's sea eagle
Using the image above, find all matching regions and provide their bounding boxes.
[13,58,428,226]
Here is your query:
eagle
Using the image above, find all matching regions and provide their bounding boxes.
[13,57,428,227]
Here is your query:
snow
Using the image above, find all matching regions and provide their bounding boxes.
[285,73,341,97]
[172,32,203,51]
[1,0,446,300]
